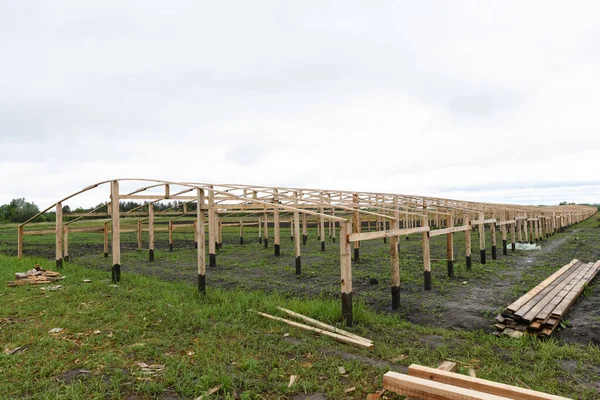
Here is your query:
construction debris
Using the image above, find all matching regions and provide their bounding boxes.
[495,259,600,337]
[383,364,571,399]
[7,265,62,287]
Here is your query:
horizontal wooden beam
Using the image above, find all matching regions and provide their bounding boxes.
[429,225,472,237]
[496,220,516,226]
[349,226,429,242]
[471,218,496,226]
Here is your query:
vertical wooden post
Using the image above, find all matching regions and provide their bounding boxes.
[352,194,360,262]
[465,212,472,270]
[422,213,432,290]
[294,192,301,274]
[111,180,121,282]
[340,221,353,327]
[501,211,507,255]
[197,189,206,294]
[55,202,63,269]
[193,220,198,249]
[63,225,69,262]
[218,218,223,249]
[274,190,280,256]
[148,203,155,262]
[208,187,216,267]
[302,213,307,245]
[258,216,262,244]
[446,213,454,277]
[478,212,486,264]
[17,225,23,259]
[332,209,336,243]
[239,219,244,245]
[168,220,173,251]
[517,217,523,243]
[320,207,325,251]
[390,197,400,309]
[137,221,143,250]
[405,211,410,240]
[290,218,294,242]
[491,214,497,260]
[510,212,516,252]
[263,211,269,249]
[534,217,540,242]
[103,221,109,257]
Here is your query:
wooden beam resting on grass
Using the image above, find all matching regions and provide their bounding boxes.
[255,311,372,348]
[406,364,571,400]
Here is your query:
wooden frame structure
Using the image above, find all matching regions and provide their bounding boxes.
[18,179,596,327]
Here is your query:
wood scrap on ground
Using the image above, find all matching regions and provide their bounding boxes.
[494,259,600,337]
[253,308,373,348]
[383,364,572,400]
[7,264,62,287]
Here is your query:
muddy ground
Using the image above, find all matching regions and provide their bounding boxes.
[4,216,600,346]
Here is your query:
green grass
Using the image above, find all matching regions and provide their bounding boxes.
[2,215,600,398]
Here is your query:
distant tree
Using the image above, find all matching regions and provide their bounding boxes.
[0,198,41,223]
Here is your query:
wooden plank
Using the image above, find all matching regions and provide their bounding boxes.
[255,311,372,348]
[197,189,206,294]
[111,180,121,282]
[497,220,516,226]
[383,371,511,400]
[406,365,571,400]
[506,260,578,313]
[471,219,497,226]
[517,262,588,322]
[55,201,63,268]
[276,307,372,344]
[437,361,458,372]
[349,226,429,242]
[551,261,600,318]
[340,221,353,326]
[429,224,471,237]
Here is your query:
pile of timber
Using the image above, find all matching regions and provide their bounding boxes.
[495,259,600,337]
[383,364,571,399]
[6,265,62,287]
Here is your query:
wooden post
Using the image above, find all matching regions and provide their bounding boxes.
[302,213,307,245]
[17,225,23,259]
[465,212,472,270]
[258,216,262,244]
[320,207,325,251]
[510,212,516,252]
[197,189,206,294]
[352,194,360,262]
[517,217,523,243]
[535,217,540,242]
[446,213,454,277]
[63,225,69,262]
[148,203,155,261]
[294,192,301,274]
[340,220,353,327]
[208,187,216,267]
[274,190,280,256]
[239,218,244,245]
[478,211,486,264]
[501,211,507,255]
[263,211,269,249]
[332,209,337,243]
[391,197,400,309]
[422,213,432,290]
[111,180,121,282]
[137,221,143,250]
[193,220,198,248]
[103,221,109,257]
[168,220,173,251]
[218,218,223,249]
[290,218,294,242]
[55,202,63,269]
[491,216,497,260]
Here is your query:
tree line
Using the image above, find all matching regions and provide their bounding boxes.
[0,198,195,224]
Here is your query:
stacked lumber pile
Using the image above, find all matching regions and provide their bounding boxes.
[6,265,62,287]
[383,364,571,399]
[495,259,600,337]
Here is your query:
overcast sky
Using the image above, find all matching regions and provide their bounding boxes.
[2,1,599,209]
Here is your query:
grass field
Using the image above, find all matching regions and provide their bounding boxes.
[1,214,600,399]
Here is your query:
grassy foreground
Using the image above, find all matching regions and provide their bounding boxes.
[1,255,600,399]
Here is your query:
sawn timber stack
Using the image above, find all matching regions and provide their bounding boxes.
[495,259,600,337]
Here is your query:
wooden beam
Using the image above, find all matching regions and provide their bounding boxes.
[148,203,155,262]
[349,226,429,242]
[422,215,432,290]
[274,189,280,256]
[208,187,216,267]
[17,225,23,259]
[383,371,510,400]
[294,192,301,274]
[429,225,471,237]
[63,225,69,262]
[406,364,571,400]
[390,197,400,309]
[447,213,454,277]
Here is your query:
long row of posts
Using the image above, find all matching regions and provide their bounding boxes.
[17,181,596,327]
